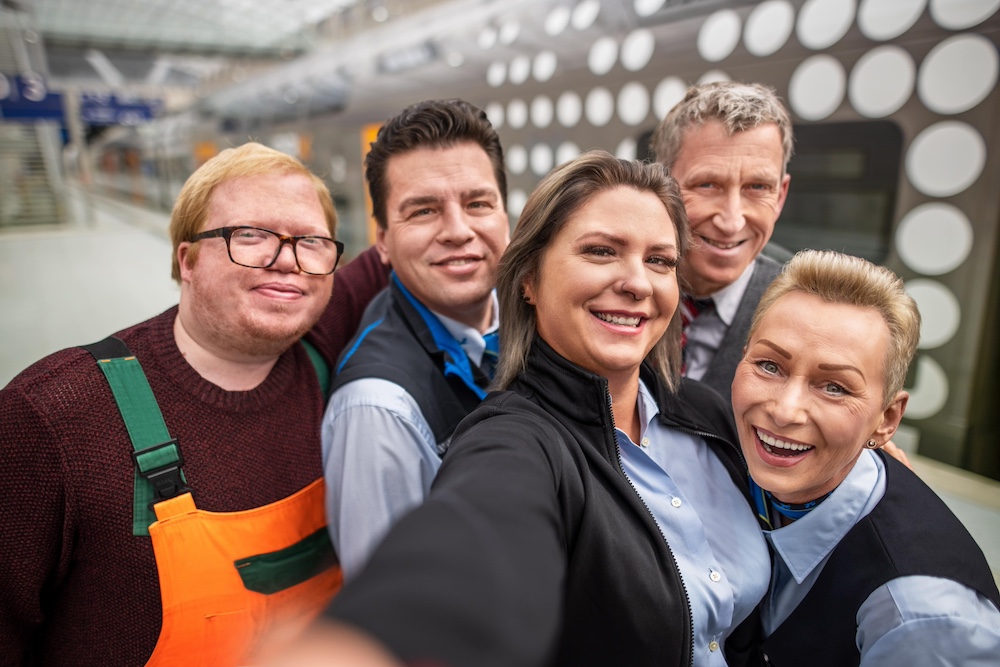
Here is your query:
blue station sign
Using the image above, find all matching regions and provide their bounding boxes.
[80,93,164,126]
[0,73,64,121]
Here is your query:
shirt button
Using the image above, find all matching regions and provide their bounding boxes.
[640,437,650,447]
[671,497,682,508]
[709,570,722,582]
[709,641,720,652]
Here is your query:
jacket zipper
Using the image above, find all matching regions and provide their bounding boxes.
[605,386,695,667]
[683,426,747,471]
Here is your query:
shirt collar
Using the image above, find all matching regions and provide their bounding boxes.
[635,378,659,441]
[703,260,757,326]
[765,449,883,584]
[432,290,500,365]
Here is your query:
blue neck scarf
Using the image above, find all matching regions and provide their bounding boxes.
[749,478,832,529]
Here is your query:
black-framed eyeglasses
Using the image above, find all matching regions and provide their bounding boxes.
[190,226,344,275]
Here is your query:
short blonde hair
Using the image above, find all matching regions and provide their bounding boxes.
[651,81,794,173]
[750,250,920,407]
[169,142,337,282]
[495,150,691,392]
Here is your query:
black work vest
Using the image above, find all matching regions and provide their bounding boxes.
[762,452,1000,666]
[332,279,489,450]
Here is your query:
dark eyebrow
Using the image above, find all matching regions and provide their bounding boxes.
[397,195,442,212]
[397,189,498,213]
[757,339,791,359]
[577,231,626,244]
[818,363,864,377]
[575,231,677,252]
[464,188,499,202]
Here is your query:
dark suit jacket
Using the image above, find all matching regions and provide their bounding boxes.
[698,254,783,403]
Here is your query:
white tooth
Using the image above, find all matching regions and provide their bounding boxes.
[756,429,811,452]
[597,313,640,327]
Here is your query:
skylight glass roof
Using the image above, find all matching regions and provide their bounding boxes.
[28,0,359,52]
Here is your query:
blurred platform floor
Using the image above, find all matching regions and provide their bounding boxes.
[1,184,998,585]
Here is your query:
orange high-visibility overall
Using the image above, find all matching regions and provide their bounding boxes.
[82,336,341,667]
[143,479,342,667]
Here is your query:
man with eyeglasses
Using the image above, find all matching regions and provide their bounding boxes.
[0,142,389,666]
[322,99,509,580]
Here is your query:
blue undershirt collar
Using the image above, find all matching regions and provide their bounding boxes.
[393,273,488,401]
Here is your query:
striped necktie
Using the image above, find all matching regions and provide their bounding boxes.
[680,296,712,373]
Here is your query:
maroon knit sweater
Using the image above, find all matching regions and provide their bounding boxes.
[0,246,389,666]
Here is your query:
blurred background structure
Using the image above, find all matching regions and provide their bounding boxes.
[1,0,998,577]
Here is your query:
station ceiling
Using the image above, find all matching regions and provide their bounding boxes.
[8,0,384,92]
[28,0,360,55]
[3,0,748,125]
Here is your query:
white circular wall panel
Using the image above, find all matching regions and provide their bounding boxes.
[618,82,651,126]
[698,9,742,62]
[929,0,1000,29]
[896,203,973,275]
[790,55,846,120]
[557,91,583,127]
[907,279,961,349]
[585,87,615,126]
[858,0,926,40]
[906,121,986,197]
[507,144,527,175]
[849,45,915,117]
[744,0,795,57]
[918,34,998,115]
[797,0,856,50]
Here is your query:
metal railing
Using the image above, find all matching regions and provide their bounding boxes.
[0,12,67,227]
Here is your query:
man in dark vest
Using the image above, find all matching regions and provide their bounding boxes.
[651,82,793,404]
[322,99,509,579]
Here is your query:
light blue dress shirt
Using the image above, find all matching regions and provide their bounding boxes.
[616,380,770,666]
[763,449,1000,666]
[322,293,499,580]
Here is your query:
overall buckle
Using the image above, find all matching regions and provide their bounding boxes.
[131,439,191,508]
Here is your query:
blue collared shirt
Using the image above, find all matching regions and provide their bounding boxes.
[763,449,1000,665]
[322,292,499,580]
[616,380,770,666]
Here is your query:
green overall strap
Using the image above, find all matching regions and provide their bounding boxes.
[83,336,327,536]
[300,338,331,400]
[82,336,189,537]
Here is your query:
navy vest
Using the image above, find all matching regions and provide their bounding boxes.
[761,452,1000,666]
[332,276,489,449]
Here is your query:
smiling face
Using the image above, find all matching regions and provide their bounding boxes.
[377,142,510,331]
[176,171,335,359]
[523,186,680,388]
[671,120,790,297]
[732,291,907,505]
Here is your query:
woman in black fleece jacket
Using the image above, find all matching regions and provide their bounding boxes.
[276,151,769,667]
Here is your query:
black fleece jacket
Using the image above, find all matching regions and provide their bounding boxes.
[327,338,760,667]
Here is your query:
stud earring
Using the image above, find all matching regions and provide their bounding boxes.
[865,439,879,449]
